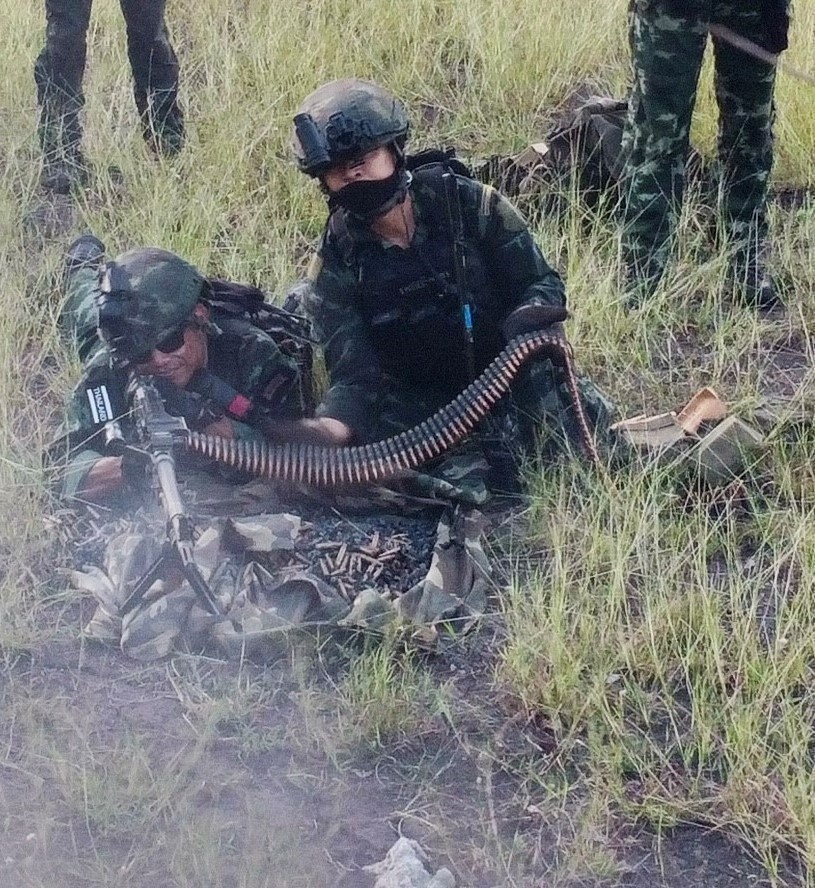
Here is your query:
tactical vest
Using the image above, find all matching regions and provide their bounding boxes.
[326,165,506,397]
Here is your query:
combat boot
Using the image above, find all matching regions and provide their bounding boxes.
[38,102,89,194]
[622,257,665,309]
[730,245,782,311]
[41,149,89,195]
[65,234,106,279]
[152,104,185,156]
[137,90,185,156]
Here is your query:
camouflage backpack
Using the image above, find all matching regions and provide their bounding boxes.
[542,96,629,204]
[207,278,316,413]
[523,95,708,209]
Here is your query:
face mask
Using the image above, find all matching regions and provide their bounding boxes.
[328,168,410,220]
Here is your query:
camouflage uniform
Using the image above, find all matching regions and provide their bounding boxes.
[305,166,614,501]
[34,0,184,176]
[621,0,783,290]
[58,261,102,363]
[52,263,305,499]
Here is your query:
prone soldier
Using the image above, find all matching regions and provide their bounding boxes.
[53,236,307,503]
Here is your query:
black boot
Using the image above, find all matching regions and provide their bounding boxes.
[622,257,665,309]
[41,148,89,195]
[730,245,783,311]
[65,234,106,278]
[136,89,184,156]
[37,96,89,194]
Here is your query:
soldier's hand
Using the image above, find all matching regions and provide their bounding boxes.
[202,416,236,439]
[501,303,569,340]
[258,416,354,445]
[502,304,571,366]
[78,456,124,501]
[153,378,224,430]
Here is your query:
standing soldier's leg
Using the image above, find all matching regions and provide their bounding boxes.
[514,361,616,463]
[621,1,708,301]
[119,0,184,155]
[33,0,93,192]
[711,1,779,308]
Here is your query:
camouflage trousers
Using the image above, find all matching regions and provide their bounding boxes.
[59,261,100,363]
[621,0,777,284]
[34,0,183,160]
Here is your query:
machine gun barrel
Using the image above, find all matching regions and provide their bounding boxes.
[119,376,221,618]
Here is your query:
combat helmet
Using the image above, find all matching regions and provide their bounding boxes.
[292,79,410,176]
[97,247,206,363]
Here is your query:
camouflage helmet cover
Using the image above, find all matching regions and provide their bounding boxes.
[96,247,205,362]
[292,78,410,176]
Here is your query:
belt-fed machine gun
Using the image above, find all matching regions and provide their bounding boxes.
[103,375,221,617]
[85,309,598,617]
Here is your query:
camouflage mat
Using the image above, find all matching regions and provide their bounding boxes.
[65,504,492,661]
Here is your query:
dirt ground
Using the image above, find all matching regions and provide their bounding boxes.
[0,609,788,888]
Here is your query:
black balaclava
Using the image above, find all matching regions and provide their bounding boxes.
[327,167,412,222]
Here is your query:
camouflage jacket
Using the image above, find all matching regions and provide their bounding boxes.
[52,316,305,499]
[304,166,566,440]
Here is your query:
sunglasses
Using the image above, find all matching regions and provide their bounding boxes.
[129,323,189,365]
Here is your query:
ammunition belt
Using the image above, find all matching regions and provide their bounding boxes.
[186,329,599,486]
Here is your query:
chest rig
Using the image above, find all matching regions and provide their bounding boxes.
[328,165,504,395]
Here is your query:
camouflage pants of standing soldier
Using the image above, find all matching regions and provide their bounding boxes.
[621,0,776,293]
[34,0,184,188]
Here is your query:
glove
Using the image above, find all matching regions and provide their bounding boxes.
[501,303,569,340]
[501,304,571,365]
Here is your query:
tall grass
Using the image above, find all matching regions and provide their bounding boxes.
[0,0,814,883]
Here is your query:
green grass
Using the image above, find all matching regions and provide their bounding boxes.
[2,0,815,884]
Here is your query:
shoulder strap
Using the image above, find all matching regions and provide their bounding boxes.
[206,278,266,314]
[326,211,357,268]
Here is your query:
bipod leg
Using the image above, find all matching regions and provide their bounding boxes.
[119,545,221,618]
[120,547,174,617]
[178,559,221,616]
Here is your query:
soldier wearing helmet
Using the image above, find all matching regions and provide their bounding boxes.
[290,79,613,498]
[52,236,306,502]
[292,79,412,218]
